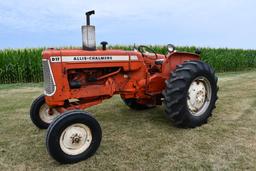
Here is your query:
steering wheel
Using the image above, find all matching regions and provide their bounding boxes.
[138,45,158,59]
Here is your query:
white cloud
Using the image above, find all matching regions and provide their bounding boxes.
[0,0,255,48]
[0,0,87,31]
[0,0,250,30]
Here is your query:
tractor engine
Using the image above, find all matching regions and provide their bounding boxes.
[68,67,120,89]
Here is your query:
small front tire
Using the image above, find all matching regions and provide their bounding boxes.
[30,94,60,129]
[46,110,102,164]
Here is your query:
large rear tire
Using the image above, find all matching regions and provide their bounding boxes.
[163,61,218,128]
[46,110,102,164]
[30,94,60,129]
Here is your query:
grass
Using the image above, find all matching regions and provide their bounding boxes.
[1,46,256,83]
[0,70,256,170]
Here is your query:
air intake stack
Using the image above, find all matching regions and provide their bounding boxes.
[82,10,96,50]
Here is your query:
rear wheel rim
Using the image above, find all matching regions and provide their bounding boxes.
[59,123,92,155]
[187,76,212,116]
[39,104,60,124]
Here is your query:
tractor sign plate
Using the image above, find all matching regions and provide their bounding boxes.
[61,56,138,62]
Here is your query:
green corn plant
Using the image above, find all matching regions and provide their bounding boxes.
[0,47,256,84]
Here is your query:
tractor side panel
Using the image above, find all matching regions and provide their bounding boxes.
[42,49,148,107]
[146,73,166,95]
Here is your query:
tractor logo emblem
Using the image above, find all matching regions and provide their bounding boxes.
[50,56,61,63]
[73,56,113,61]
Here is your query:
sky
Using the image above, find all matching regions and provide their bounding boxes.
[0,0,255,49]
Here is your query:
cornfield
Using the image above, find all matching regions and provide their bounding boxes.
[0,46,256,84]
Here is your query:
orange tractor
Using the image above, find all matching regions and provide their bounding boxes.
[30,11,218,163]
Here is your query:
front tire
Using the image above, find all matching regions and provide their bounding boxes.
[46,110,102,164]
[163,61,218,128]
[30,94,60,129]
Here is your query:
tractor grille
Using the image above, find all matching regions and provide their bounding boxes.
[42,60,56,96]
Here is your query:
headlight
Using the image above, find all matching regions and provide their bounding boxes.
[167,44,175,53]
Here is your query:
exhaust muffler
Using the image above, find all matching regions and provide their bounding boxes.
[82,10,96,50]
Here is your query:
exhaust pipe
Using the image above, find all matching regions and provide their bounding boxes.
[82,10,96,50]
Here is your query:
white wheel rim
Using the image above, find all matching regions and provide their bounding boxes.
[39,104,60,124]
[59,123,92,156]
[187,76,212,116]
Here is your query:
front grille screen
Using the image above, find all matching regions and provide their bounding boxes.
[42,60,55,95]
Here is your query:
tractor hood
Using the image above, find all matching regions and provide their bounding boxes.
[42,49,143,63]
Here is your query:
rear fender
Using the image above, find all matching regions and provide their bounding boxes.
[162,52,200,77]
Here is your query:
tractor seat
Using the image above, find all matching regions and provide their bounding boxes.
[155,59,164,65]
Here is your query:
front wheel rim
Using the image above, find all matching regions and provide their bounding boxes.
[187,76,212,116]
[59,123,92,155]
[39,104,59,124]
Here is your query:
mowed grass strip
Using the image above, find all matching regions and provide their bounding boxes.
[0,71,256,170]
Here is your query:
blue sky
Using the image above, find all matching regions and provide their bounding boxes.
[0,0,255,49]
